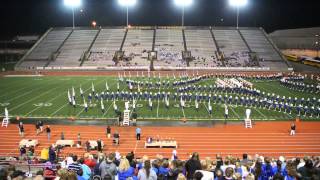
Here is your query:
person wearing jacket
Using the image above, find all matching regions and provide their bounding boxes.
[118,157,136,180]
[99,153,117,180]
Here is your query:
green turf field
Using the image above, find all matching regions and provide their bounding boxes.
[0,75,319,121]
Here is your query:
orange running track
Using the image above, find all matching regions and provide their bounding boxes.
[0,121,319,160]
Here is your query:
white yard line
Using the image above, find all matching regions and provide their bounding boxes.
[9,86,60,111]
[253,108,268,119]
[24,92,65,116]
[1,78,57,101]
[229,106,241,119]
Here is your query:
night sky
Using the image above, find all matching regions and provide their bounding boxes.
[0,0,319,40]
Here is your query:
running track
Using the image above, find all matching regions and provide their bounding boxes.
[0,121,319,160]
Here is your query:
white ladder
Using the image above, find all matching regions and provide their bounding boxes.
[123,110,130,126]
[244,118,252,128]
[2,118,9,128]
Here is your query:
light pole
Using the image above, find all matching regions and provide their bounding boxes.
[229,0,248,29]
[64,0,81,29]
[118,0,137,27]
[174,0,193,27]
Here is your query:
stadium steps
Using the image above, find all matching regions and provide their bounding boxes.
[182,29,188,51]
[120,28,128,51]
[237,29,252,52]
[80,28,102,66]
[45,29,74,67]
[260,28,292,69]
[152,28,156,51]
[209,28,220,53]
[15,28,53,70]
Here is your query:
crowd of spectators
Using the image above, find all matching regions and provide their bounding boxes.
[0,151,319,180]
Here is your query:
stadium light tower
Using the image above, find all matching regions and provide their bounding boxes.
[64,0,81,29]
[118,0,137,27]
[174,0,193,27]
[229,0,248,29]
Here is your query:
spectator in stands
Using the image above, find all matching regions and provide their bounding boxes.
[113,131,120,145]
[185,152,201,179]
[19,146,26,158]
[240,153,249,165]
[68,155,82,175]
[46,125,51,141]
[61,132,65,140]
[245,173,255,180]
[273,173,284,180]
[79,158,91,180]
[40,147,49,161]
[18,122,24,137]
[0,167,8,180]
[159,160,170,179]
[298,159,315,179]
[195,160,214,180]
[34,170,44,180]
[35,121,40,135]
[262,157,274,179]
[194,171,203,180]
[253,161,264,179]
[85,140,90,152]
[177,173,186,180]
[126,151,136,168]
[10,170,25,180]
[224,167,234,180]
[138,160,157,180]
[118,157,135,180]
[27,146,35,157]
[99,153,117,179]
[168,160,181,180]
[75,133,81,147]
[48,146,56,163]
[39,120,44,132]
[97,139,102,152]
[273,160,287,176]
[106,126,111,138]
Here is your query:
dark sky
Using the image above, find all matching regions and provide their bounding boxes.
[0,0,319,40]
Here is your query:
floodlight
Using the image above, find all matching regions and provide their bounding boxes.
[174,0,193,6]
[64,0,81,7]
[118,0,137,6]
[229,0,248,7]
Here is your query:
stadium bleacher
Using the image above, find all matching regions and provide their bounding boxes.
[84,28,126,67]
[48,29,98,67]
[16,27,290,71]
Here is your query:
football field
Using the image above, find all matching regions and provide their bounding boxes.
[0,75,319,121]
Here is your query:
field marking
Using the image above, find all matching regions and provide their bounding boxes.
[253,108,268,119]
[229,106,241,119]
[24,94,63,116]
[9,86,60,112]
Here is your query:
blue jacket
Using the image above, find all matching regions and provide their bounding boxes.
[118,167,136,180]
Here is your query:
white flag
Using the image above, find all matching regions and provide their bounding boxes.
[72,86,75,97]
[117,83,120,90]
[138,84,140,92]
[113,100,118,110]
[101,99,105,110]
[105,81,109,91]
[149,98,152,107]
[83,99,88,108]
[68,89,71,102]
[72,97,76,106]
[195,99,199,109]
[80,86,83,95]
[92,82,95,92]
[4,108,8,119]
